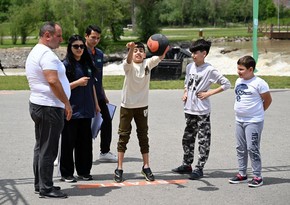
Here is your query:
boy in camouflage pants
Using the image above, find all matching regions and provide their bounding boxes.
[172,39,231,180]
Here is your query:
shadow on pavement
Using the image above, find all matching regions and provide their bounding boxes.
[0,178,33,205]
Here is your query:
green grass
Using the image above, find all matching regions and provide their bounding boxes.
[160,27,254,41]
[0,76,29,90]
[1,75,290,90]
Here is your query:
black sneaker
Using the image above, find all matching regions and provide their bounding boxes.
[229,174,248,184]
[77,174,93,181]
[141,166,155,181]
[189,168,203,180]
[114,169,124,183]
[60,176,77,183]
[248,177,263,188]
[172,164,192,174]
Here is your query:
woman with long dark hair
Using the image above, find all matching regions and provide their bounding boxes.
[60,34,100,182]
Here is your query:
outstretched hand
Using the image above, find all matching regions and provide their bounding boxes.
[126,42,136,49]
[160,45,170,60]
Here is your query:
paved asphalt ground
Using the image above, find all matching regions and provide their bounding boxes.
[0,89,290,205]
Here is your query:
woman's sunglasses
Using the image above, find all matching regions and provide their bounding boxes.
[72,44,85,49]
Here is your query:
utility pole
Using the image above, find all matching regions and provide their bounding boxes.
[278,0,280,27]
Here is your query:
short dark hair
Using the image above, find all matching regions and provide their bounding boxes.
[85,25,102,36]
[39,21,57,37]
[134,42,145,50]
[189,39,211,55]
[237,55,256,71]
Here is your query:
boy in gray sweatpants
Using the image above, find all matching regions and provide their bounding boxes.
[229,55,272,188]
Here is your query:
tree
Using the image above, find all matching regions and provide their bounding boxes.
[259,0,277,20]
[207,0,223,26]
[159,0,192,26]
[37,0,55,22]
[48,0,75,42]
[8,2,40,44]
[135,0,162,42]
[188,0,209,26]
[49,0,126,43]
[0,0,11,22]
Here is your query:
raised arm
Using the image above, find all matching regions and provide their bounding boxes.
[126,42,136,64]
[158,46,170,60]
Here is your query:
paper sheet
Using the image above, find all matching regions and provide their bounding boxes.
[91,112,103,139]
[107,103,117,119]
[91,103,117,139]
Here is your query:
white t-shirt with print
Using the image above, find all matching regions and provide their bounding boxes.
[234,76,269,122]
[184,62,231,115]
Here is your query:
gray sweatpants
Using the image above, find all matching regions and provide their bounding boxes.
[235,121,264,177]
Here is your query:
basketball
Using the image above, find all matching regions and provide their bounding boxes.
[147,34,169,56]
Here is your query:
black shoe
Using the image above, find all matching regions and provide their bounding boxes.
[39,189,68,199]
[172,164,192,174]
[248,177,263,188]
[189,168,203,180]
[229,174,248,184]
[114,169,124,183]
[77,174,93,181]
[35,186,61,194]
[60,176,77,183]
[141,166,155,181]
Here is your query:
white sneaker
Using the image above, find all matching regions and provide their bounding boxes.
[99,152,117,162]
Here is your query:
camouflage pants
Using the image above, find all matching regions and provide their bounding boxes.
[182,113,211,169]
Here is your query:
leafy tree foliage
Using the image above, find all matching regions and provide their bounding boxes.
[51,0,125,43]
[0,0,11,22]
[8,2,40,44]
[37,0,55,22]
[50,0,75,42]
[159,0,191,26]
[259,0,277,20]
[0,0,289,46]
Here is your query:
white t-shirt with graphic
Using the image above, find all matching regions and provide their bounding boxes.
[234,76,269,122]
[184,62,231,115]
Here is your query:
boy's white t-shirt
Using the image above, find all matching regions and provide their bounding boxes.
[25,44,71,108]
[234,76,269,122]
[121,56,161,108]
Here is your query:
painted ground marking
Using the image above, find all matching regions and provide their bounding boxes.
[77,179,188,189]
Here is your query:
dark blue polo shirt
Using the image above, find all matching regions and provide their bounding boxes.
[63,60,95,119]
[88,48,105,101]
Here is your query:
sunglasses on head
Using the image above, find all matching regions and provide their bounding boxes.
[72,44,85,49]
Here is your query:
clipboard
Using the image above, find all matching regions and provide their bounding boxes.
[91,112,103,139]
[107,103,117,119]
[91,103,117,139]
